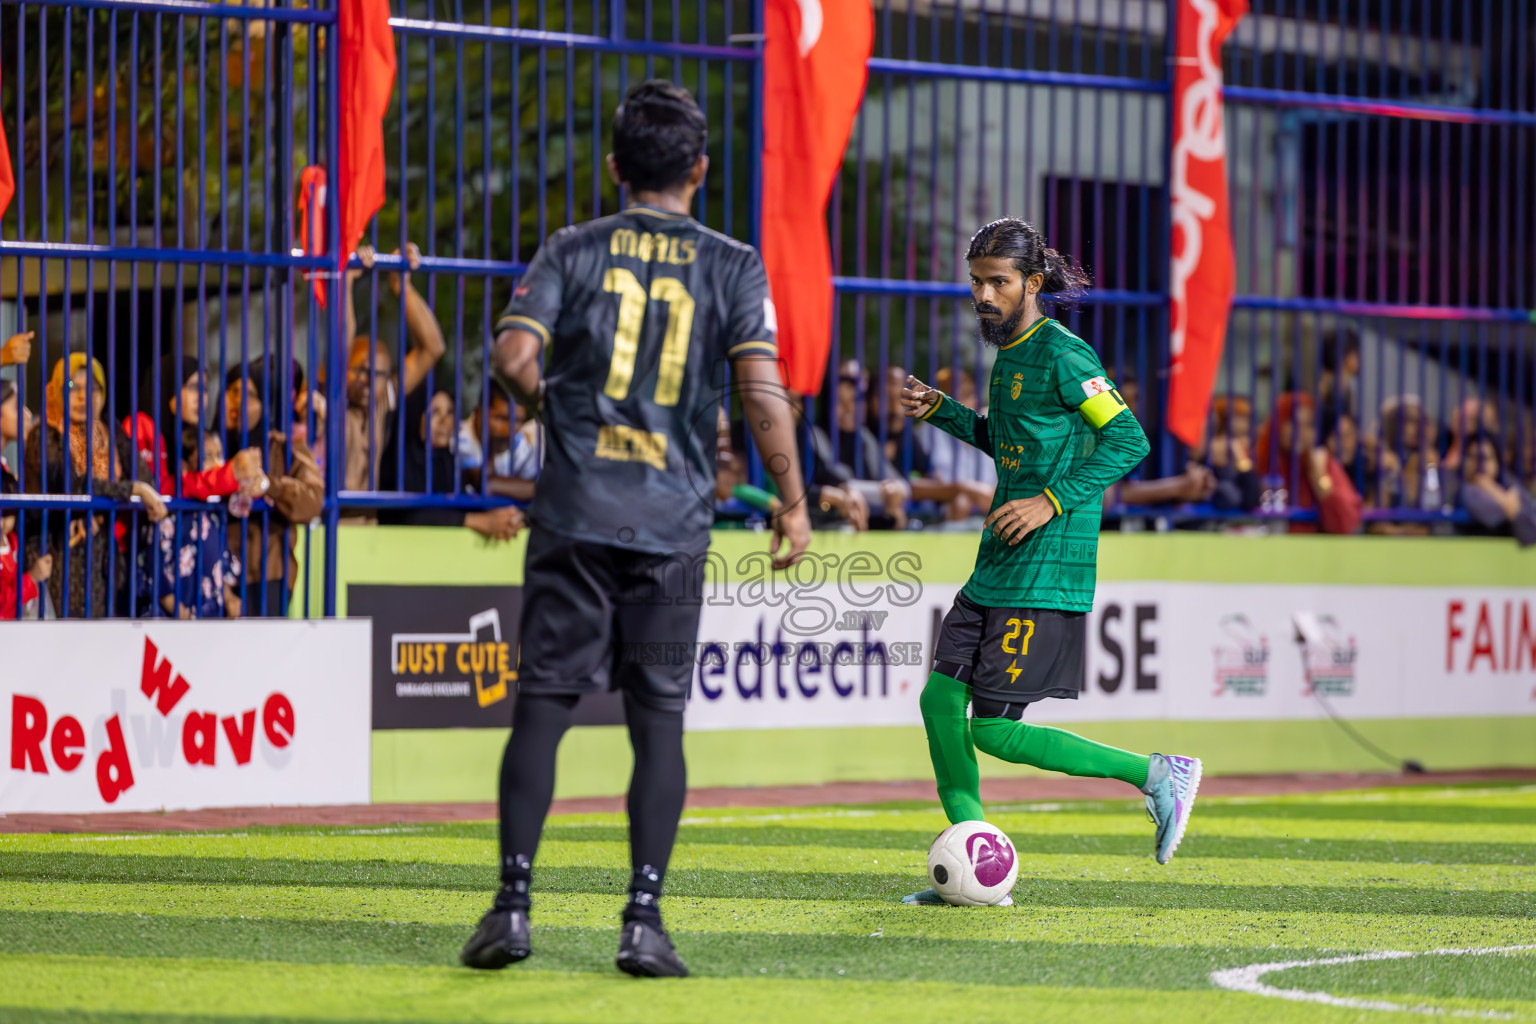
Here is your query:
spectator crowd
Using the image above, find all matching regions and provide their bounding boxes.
[4,270,1534,621]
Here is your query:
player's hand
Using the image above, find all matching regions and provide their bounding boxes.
[984,494,1056,545]
[900,375,941,418]
[1,330,34,367]
[769,503,811,570]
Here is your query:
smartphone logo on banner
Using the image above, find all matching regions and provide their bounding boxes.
[1299,614,1358,698]
[1213,614,1269,697]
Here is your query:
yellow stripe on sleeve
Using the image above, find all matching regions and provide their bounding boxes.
[497,315,551,345]
[726,340,778,358]
[917,393,944,420]
[1078,388,1129,429]
[1043,487,1063,515]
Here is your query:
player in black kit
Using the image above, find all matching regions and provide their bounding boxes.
[460,81,812,978]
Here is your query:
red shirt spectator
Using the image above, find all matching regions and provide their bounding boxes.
[123,357,252,499]
[1257,392,1363,535]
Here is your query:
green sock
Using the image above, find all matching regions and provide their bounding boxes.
[919,672,984,823]
[971,717,1151,790]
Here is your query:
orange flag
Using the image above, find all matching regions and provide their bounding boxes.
[336,0,395,270]
[761,0,873,396]
[1166,0,1248,447]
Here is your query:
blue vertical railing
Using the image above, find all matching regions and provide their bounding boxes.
[831,0,1536,524]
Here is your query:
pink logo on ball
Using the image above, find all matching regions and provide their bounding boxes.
[965,831,1016,888]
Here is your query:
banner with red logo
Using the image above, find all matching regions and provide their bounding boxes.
[1166,0,1247,447]
[761,0,873,396]
[2,622,370,814]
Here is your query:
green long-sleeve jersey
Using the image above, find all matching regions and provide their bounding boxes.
[920,316,1150,612]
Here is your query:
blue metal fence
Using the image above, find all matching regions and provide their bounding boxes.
[2,0,1533,620]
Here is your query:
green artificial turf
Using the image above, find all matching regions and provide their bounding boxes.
[1,784,1533,1023]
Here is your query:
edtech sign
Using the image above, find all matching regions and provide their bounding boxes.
[684,581,1536,731]
[1,621,370,814]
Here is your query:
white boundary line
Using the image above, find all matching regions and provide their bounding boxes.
[1210,945,1536,1018]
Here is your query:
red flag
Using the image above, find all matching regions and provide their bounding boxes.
[0,58,14,220]
[761,0,873,396]
[297,165,327,308]
[1166,0,1247,447]
[336,0,395,268]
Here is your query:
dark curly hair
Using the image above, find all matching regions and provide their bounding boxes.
[612,80,709,193]
[965,218,1089,300]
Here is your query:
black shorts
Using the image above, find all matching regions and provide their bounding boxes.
[932,592,1086,707]
[516,528,704,714]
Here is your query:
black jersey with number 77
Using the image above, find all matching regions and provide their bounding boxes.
[496,204,778,555]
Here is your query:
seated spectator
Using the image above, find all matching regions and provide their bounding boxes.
[141,430,243,619]
[1456,430,1536,545]
[1441,396,1501,478]
[343,242,447,493]
[379,385,524,542]
[459,386,514,475]
[465,385,543,503]
[1375,395,1444,512]
[807,369,910,529]
[876,363,993,522]
[1324,407,1375,507]
[1200,395,1261,511]
[1255,392,1362,534]
[1,379,36,474]
[926,365,996,522]
[1,463,49,619]
[1105,374,1216,509]
[25,354,167,617]
[123,355,260,501]
[1318,324,1361,422]
[714,412,783,523]
[223,358,325,617]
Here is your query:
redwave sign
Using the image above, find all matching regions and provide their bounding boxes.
[2,621,370,814]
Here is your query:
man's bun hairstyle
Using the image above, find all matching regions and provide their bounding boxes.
[965,217,1089,302]
[612,79,709,193]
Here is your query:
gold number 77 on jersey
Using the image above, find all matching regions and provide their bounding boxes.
[602,268,695,407]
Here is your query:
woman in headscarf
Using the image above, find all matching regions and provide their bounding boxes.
[1255,392,1362,535]
[23,354,167,616]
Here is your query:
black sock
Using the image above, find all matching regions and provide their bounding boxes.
[621,693,686,925]
[496,692,579,911]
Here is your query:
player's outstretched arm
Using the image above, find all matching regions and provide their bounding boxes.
[733,355,810,570]
[902,376,990,452]
[489,327,545,417]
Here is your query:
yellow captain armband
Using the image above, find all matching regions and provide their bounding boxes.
[1078,388,1129,429]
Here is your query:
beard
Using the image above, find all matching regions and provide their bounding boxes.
[974,302,1027,348]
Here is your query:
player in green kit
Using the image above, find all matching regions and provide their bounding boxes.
[900,219,1202,904]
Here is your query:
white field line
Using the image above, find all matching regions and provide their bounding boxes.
[1210,945,1536,1018]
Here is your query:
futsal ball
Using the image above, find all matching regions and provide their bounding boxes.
[927,820,1019,906]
